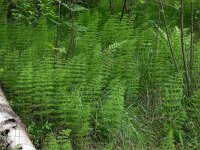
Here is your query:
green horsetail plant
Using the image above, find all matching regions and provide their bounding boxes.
[98,79,125,141]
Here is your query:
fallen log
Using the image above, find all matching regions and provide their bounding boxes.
[0,86,36,150]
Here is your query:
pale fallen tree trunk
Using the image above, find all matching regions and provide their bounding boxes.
[0,86,36,150]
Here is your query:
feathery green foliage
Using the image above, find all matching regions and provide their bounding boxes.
[1,0,200,149]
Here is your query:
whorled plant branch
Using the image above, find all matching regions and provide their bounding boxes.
[0,86,36,150]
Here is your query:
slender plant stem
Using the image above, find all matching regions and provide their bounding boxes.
[68,0,76,58]
[160,1,179,71]
[152,2,161,113]
[180,0,191,96]
[55,0,61,48]
[7,0,13,23]
[189,0,194,93]
[190,1,194,71]
[109,0,114,14]
[120,0,127,21]
[155,3,161,53]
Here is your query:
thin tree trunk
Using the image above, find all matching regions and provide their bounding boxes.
[190,1,194,71]
[109,0,114,14]
[7,0,13,23]
[180,0,190,96]
[0,86,36,150]
[189,1,194,92]
[55,0,61,48]
[67,0,76,58]
[120,0,127,21]
[160,1,179,71]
